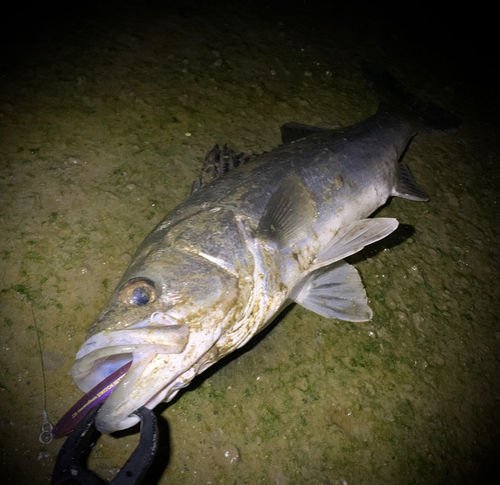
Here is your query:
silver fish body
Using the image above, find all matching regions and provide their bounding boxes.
[71,67,460,433]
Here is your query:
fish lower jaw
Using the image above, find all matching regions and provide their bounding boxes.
[72,324,189,392]
[94,357,195,434]
[92,351,164,433]
[96,410,141,434]
[73,329,214,434]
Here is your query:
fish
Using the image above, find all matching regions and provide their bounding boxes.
[69,65,460,434]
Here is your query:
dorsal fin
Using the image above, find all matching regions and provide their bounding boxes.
[190,144,259,194]
[280,122,332,144]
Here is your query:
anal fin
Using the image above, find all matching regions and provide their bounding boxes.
[393,163,429,201]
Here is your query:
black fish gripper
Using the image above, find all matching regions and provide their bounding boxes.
[51,404,158,485]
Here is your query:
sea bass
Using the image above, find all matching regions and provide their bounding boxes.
[70,66,460,433]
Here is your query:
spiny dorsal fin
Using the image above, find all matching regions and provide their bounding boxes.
[190,144,259,194]
[257,173,317,247]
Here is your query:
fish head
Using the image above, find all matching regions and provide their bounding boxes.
[71,246,241,433]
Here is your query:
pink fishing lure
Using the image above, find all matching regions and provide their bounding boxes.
[52,361,132,439]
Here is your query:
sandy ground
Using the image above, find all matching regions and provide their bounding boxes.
[0,2,498,484]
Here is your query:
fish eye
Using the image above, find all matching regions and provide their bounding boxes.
[118,278,157,306]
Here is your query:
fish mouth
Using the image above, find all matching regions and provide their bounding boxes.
[72,324,190,392]
[71,316,190,433]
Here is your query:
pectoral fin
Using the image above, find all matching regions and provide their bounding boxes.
[293,261,372,322]
[314,218,399,268]
[257,173,317,247]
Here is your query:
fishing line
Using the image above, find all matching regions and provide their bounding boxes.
[28,302,54,444]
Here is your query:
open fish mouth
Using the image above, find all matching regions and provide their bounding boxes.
[72,323,189,392]
[65,317,190,434]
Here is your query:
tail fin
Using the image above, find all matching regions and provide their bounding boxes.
[362,64,461,134]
